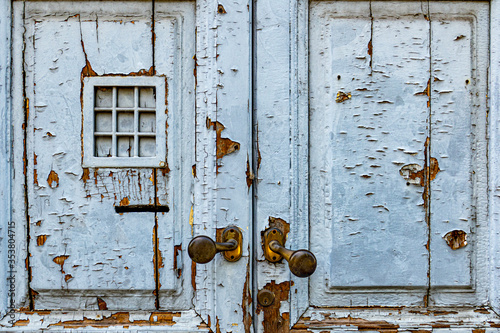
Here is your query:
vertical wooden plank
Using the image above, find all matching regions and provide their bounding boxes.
[191,0,252,330]
[211,0,253,330]
[491,0,500,314]
[0,0,12,319]
[429,2,489,306]
[11,0,30,312]
[154,1,196,309]
[429,15,474,289]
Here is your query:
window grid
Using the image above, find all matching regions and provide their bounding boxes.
[94,86,156,158]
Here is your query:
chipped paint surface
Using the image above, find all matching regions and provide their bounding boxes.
[443,230,468,250]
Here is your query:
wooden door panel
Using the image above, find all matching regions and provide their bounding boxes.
[309,0,489,308]
[310,2,430,293]
[21,0,196,313]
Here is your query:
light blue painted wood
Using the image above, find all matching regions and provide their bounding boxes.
[0,0,12,320]
[490,0,500,316]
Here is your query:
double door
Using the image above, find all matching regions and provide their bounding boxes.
[2,0,500,331]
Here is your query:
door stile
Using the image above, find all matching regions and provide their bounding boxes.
[0,0,12,319]
[191,0,253,330]
[490,0,500,315]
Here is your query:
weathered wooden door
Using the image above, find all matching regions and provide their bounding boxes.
[2,0,252,331]
[254,0,500,332]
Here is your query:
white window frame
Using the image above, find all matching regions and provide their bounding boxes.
[82,76,167,168]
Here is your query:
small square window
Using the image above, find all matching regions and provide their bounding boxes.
[83,76,166,167]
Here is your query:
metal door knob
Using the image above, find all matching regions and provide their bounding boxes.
[263,227,317,278]
[188,227,243,263]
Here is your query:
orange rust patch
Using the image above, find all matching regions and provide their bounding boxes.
[206,117,240,170]
[47,170,60,188]
[64,274,73,282]
[367,39,373,56]
[13,319,30,327]
[246,157,254,188]
[216,316,221,333]
[336,91,351,103]
[473,330,486,333]
[191,261,196,291]
[53,255,69,274]
[97,297,108,310]
[46,132,54,137]
[268,217,290,239]
[218,4,227,14]
[242,263,252,333]
[119,197,130,206]
[48,312,181,328]
[443,230,468,250]
[34,169,38,185]
[292,315,400,332]
[174,244,182,278]
[81,168,90,183]
[400,158,440,187]
[257,281,290,333]
[36,235,48,246]
[192,164,197,178]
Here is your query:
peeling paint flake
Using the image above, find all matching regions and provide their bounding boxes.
[206,117,240,167]
[336,91,351,103]
[47,170,60,188]
[444,230,468,250]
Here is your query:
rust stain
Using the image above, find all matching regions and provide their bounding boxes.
[268,217,290,239]
[97,297,108,310]
[53,255,69,274]
[415,79,431,107]
[246,156,254,188]
[292,315,400,332]
[191,261,196,291]
[217,4,227,14]
[13,319,30,327]
[36,235,48,246]
[473,330,486,333]
[257,281,290,333]
[336,91,351,103]
[81,168,90,183]
[367,39,373,57]
[47,170,60,188]
[474,308,490,314]
[33,154,38,185]
[35,220,42,227]
[242,263,252,333]
[443,230,468,250]
[48,312,181,328]
[64,274,73,282]
[192,164,197,178]
[46,132,54,137]
[173,244,182,278]
[119,197,130,206]
[206,117,240,171]
[454,35,466,41]
[216,316,221,333]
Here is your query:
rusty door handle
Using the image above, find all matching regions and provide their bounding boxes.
[263,228,317,278]
[188,227,243,263]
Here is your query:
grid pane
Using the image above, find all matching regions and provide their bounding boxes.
[117,87,135,108]
[93,85,157,158]
[139,112,156,132]
[139,137,156,157]
[117,112,134,132]
[95,87,113,107]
